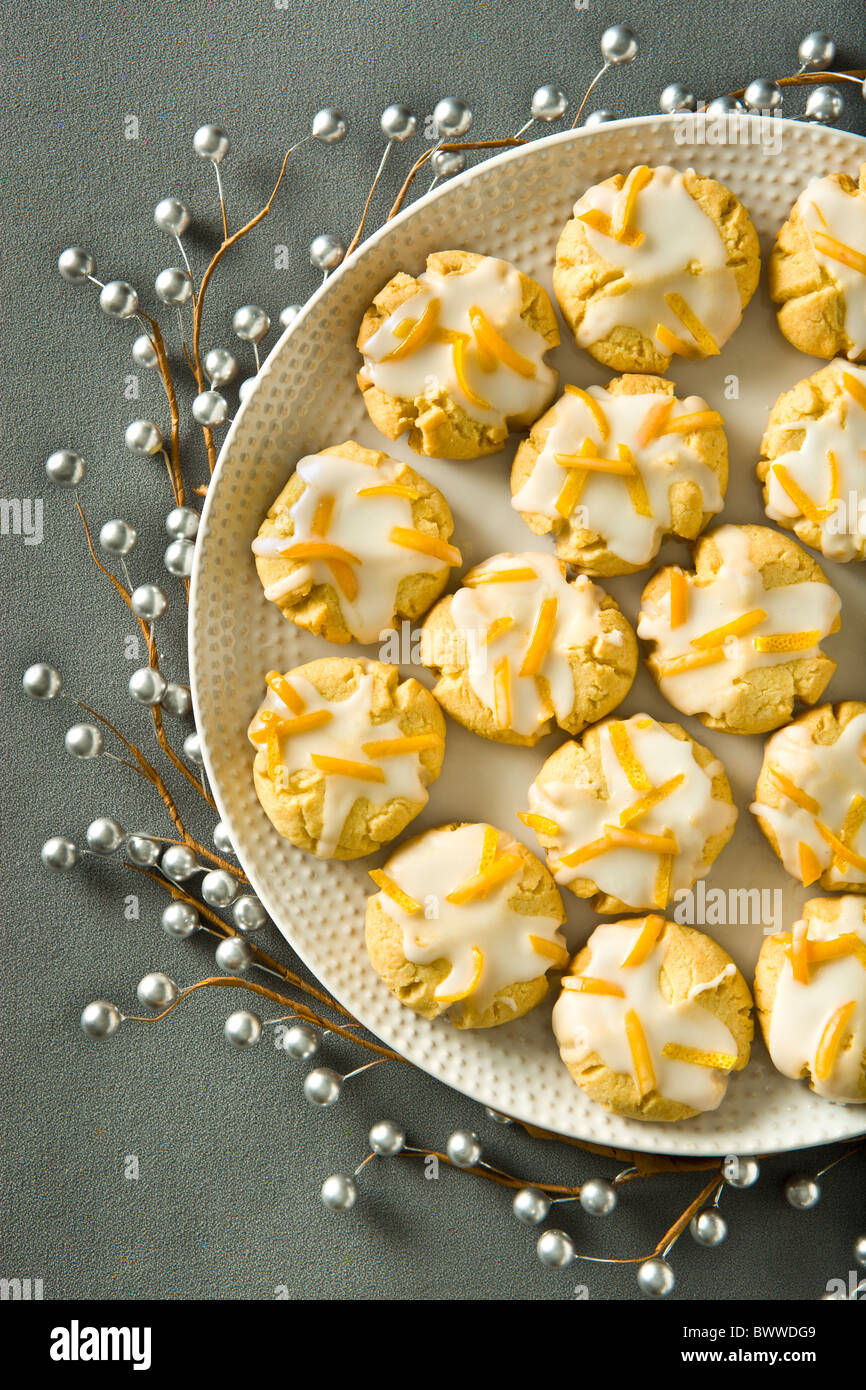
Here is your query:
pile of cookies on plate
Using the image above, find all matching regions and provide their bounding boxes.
[248,160,866,1123]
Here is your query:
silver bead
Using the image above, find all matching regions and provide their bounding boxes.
[690,1208,728,1247]
[126,834,160,867]
[154,196,191,236]
[23,662,61,700]
[854,1234,866,1268]
[130,584,168,621]
[637,1257,675,1298]
[45,449,85,487]
[238,378,257,404]
[41,835,79,870]
[203,347,238,386]
[369,1120,406,1156]
[744,78,783,112]
[304,1067,342,1106]
[706,95,745,116]
[432,97,472,137]
[380,103,417,141]
[445,1129,481,1169]
[99,280,139,319]
[193,124,229,162]
[165,505,199,540]
[805,85,844,124]
[85,817,125,854]
[311,107,347,143]
[579,1177,617,1217]
[660,83,697,114]
[136,971,178,1008]
[536,1229,574,1268]
[182,731,204,766]
[202,869,238,907]
[430,148,465,180]
[282,1023,319,1059]
[530,84,568,122]
[321,1174,357,1211]
[785,1174,821,1210]
[513,1186,550,1226]
[99,519,137,555]
[215,935,252,973]
[232,896,268,933]
[725,1156,760,1188]
[160,683,192,718]
[164,538,195,578]
[224,1009,262,1046]
[65,722,103,758]
[161,900,200,937]
[799,30,836,71]
[160,844,200,883]
[600,24,638,65]
[278,304,302,330]
[191,390,228,427]
[80,1000,121,1038]
[155,267,192,307]
[232,304,270,343]
[58,246,94,283]
[128,667,167,705]
[484,1107,513,1124]
[125,419,163,456]
[213,820,235,856]
[309,234,345,272]
[132,334,158,370]
[584,109,615,127]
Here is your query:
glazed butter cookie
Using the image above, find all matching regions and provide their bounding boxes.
[751,702,866,892]
[252,440,459,644]
[249,658,445,859]
[552,917,753,1121]
[524,713,737,914]
[511,375,727,575]
[769,164,866,362]
[755,895,866,1104]
[356,250,559,459]
[554,164,760,373]
[759,359,866,563]
[419,551,637,746]
[365,822,568,1029]
[638,524,841,735]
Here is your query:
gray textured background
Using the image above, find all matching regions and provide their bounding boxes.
[3,0,866,1301]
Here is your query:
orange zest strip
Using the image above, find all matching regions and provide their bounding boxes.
[312,495,335,536]
[840,795,866,868]
[621,444,651,517]
[664,410,725,434]
[563,384,610,439]
[771,464,825,526]
[265,670,306,715]
[388,527,462,567]
[325,558,359,600]
[610,164,652,241]
[261,709,332,739]
[436,946,484,1004]
[561,975,625,997]
[691,608,767,650]
[464,565,537,585]
[624,1009,656,1098]
[554,468,588,519]
[669,569,688,629]
[654,852,674,909]
[635,398,675,447]
[486,616,514,644]
[657,647,726,678]
[815,821,866,874]
[803,933,866,968]
[798,841,824,887]
[368,869,421,914]
[517,810,560,837]
[554,449,633,475]
[602,825,679,855]
[842,371,866,411]
[827,450,841,503]
[620,914,665,968]
[576,206,644,247]
[769,767,820,815]
[607,720,651,791]
[479,824,499,873]
[381,297,440,361]
[360,734,442,758]
[278,540,361,565]
[493,655,511,729]
[619,775,685,827]
[559,835,613,869]
[662,1043,737,1070]
[663,292,720,357]
[445,853,523,905]
[356,483,420,500]
[814,1000,856,1081]
[655,321,700,359]
[309,754,386,783]
[452,335,491,409]
[754,631,821,653]
[469,304,536,379]
[812,231,866,275]
[519,597,558,677]
[267,735,282,782]
[791,918,811,984]
[529,934,570,966]
[249,711,292,744]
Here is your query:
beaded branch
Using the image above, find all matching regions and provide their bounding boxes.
[30,20,866,1298]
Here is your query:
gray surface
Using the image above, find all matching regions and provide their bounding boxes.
[2,0,865,1301]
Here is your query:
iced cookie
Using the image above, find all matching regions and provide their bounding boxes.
[524,713,736,914]
[365,821,568,1028]
[751,703,866,892]
[638,524,841,735]
[554,164,760,373]
[249,658,445,859]
[552,917,753,1122]
[755,896,866,1103]
[769,165,866,362]
[758,360,866,563]
[511,375,727,575]
[356,250,559,459]
[419,551,637,746]
[252,441,459,644]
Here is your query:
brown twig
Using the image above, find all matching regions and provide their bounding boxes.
[385,139,526,221]
[138,315,185,506]
[728,68,865,100]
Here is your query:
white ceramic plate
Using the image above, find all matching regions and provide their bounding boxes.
[191,115,866,1155]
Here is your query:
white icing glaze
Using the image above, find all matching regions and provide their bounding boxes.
[373,823,565,1008]
[764,361,866,562]
[359,256,556,429]
[253,452,448,644]
[797,175,866,359]
[552,921,740,1112]
[767,896,866,1102]
[751,711,866,887]
[528,714,736,908]
[512,384,724,566]
[637,525,841,719]
[570,166,743,355]
[250,671,435,857]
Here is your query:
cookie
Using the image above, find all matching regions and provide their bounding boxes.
[249,658,445,859]
[554,164,760,373]
[511,375,727,575]
[419,551,637,746]
[356,250,559,459]
[751,702,866,892]
[638,523,841,735]
[524,713,736,914]
[252,440,459,644]
[758,359,866,563]
[769,164,866,362]
[365,821,568,1029]
[755,895,866,1104]
[552,916,753,1122]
